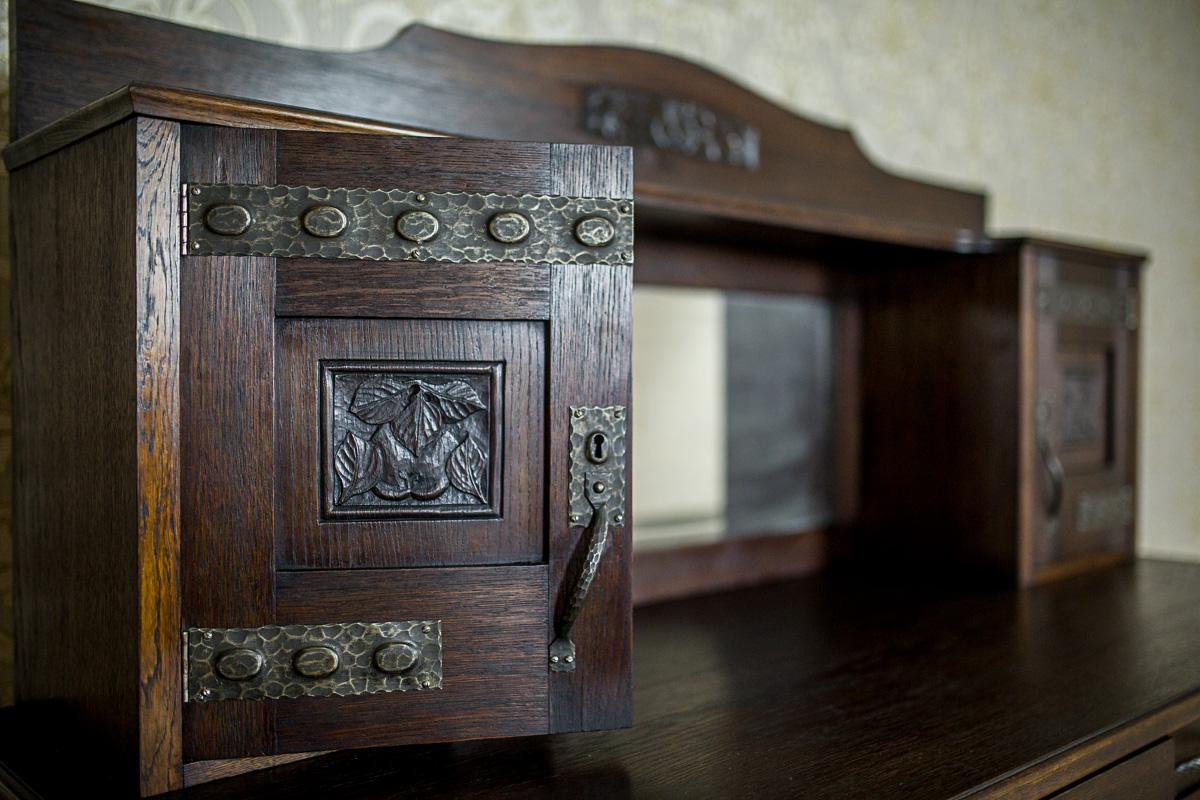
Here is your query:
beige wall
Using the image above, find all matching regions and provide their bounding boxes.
[1,0,1198,704]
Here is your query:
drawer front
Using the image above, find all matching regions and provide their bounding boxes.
[1029,248,1139,582]
[180,128,633,760]
[1045,739,1173,799]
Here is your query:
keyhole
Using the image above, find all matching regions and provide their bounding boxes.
[586,431,610,464]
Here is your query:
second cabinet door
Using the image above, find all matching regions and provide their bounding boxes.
[1030,245,1138,582]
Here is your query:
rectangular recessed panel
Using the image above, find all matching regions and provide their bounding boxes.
[276,318,544,569]
[323,361,501,520]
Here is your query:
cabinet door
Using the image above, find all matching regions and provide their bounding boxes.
[178,128,633,760]
[1029,247,1139,583]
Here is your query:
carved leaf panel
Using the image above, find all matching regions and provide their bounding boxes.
[323,361,501,520]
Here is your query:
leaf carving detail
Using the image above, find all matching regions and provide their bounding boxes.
[417,380,487,423]
[391,389,443,453]
[336,374,490,508]
[334,432,384,502]
[447,435,488,502]
[350,378,412,424]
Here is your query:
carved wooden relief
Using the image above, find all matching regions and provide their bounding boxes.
[322,361,502,519]
[1060,364,1105,447]
[583,85,760,170]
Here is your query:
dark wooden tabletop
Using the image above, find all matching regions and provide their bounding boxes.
[5,559,1200,798]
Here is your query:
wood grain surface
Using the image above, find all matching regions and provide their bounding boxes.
[546,144,634,734]
[274,318,545,569]
[4,559,1196,798]
[11,117,184,795]
[179,125,279,762]
[273,566,550,752]
[9,0,986,249]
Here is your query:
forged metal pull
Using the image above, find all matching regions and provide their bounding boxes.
[550,478,613,673]
[1036,399,1064,527]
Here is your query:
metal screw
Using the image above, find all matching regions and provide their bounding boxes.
[422,679,432,688]
[570,513,581,523]
[619,203,631,214]
[192,187,201,195]
[415,193,426,203]
[550,655,560,664]
[192,242,201,250]
[203,631,214,641]
[565,655,574,663]
[614,513,625,524]
[573,408,585,419]
[622,251,633,262]
[422,624,432,634]
[613,409,623,419]
[197,688,211,700]
[593,481,606,493]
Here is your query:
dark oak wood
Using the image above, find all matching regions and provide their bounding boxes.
[9,0,986,249]
[179,125,277,761]
[856,249,1025,582]
[276,134,553,195]
[6,559,1199,799]
[1045,740,1173,800]
[275,261,551,320]
[274,317,545,569]
[183,752,328,787]
[11,118,183,795]
[1,83,441,173]
[545,145,634,734]
[854,240,1144,587]
[1025,243,1140,585]
[273,566,550,753]
[632,529,828,605]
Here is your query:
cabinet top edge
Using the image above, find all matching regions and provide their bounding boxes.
[2,82,450,172]
[980,234,1150,266]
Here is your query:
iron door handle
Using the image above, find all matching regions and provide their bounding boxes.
[1036,399,1064,525]
[549,477,613,672]
[1040,437,1064,520]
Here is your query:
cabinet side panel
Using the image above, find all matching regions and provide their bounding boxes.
[179,124,278,761]
[857,252,1022,581]
[134,117,184,794]
[11,122,143,789]
[547,144,634,732]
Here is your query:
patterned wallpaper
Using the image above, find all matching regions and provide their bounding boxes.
[0,0,1198,704]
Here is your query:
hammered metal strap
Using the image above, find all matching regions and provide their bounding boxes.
[186,620,442,702]
[1077,485,1135,532]
[1036,284,1138,330]
[185,184,634,265]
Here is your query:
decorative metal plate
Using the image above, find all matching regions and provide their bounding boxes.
[1077,485,1135,532]
[185,184,634,265]
[1037,284,1138,330]
[186,620,442,702]
[568,406,627,528]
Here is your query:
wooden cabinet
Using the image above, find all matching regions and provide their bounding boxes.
[1028,243,1140,583]
[7,100,634,794]
[859,239,1144,586]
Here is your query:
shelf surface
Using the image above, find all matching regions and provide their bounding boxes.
[4,559,1200,798]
